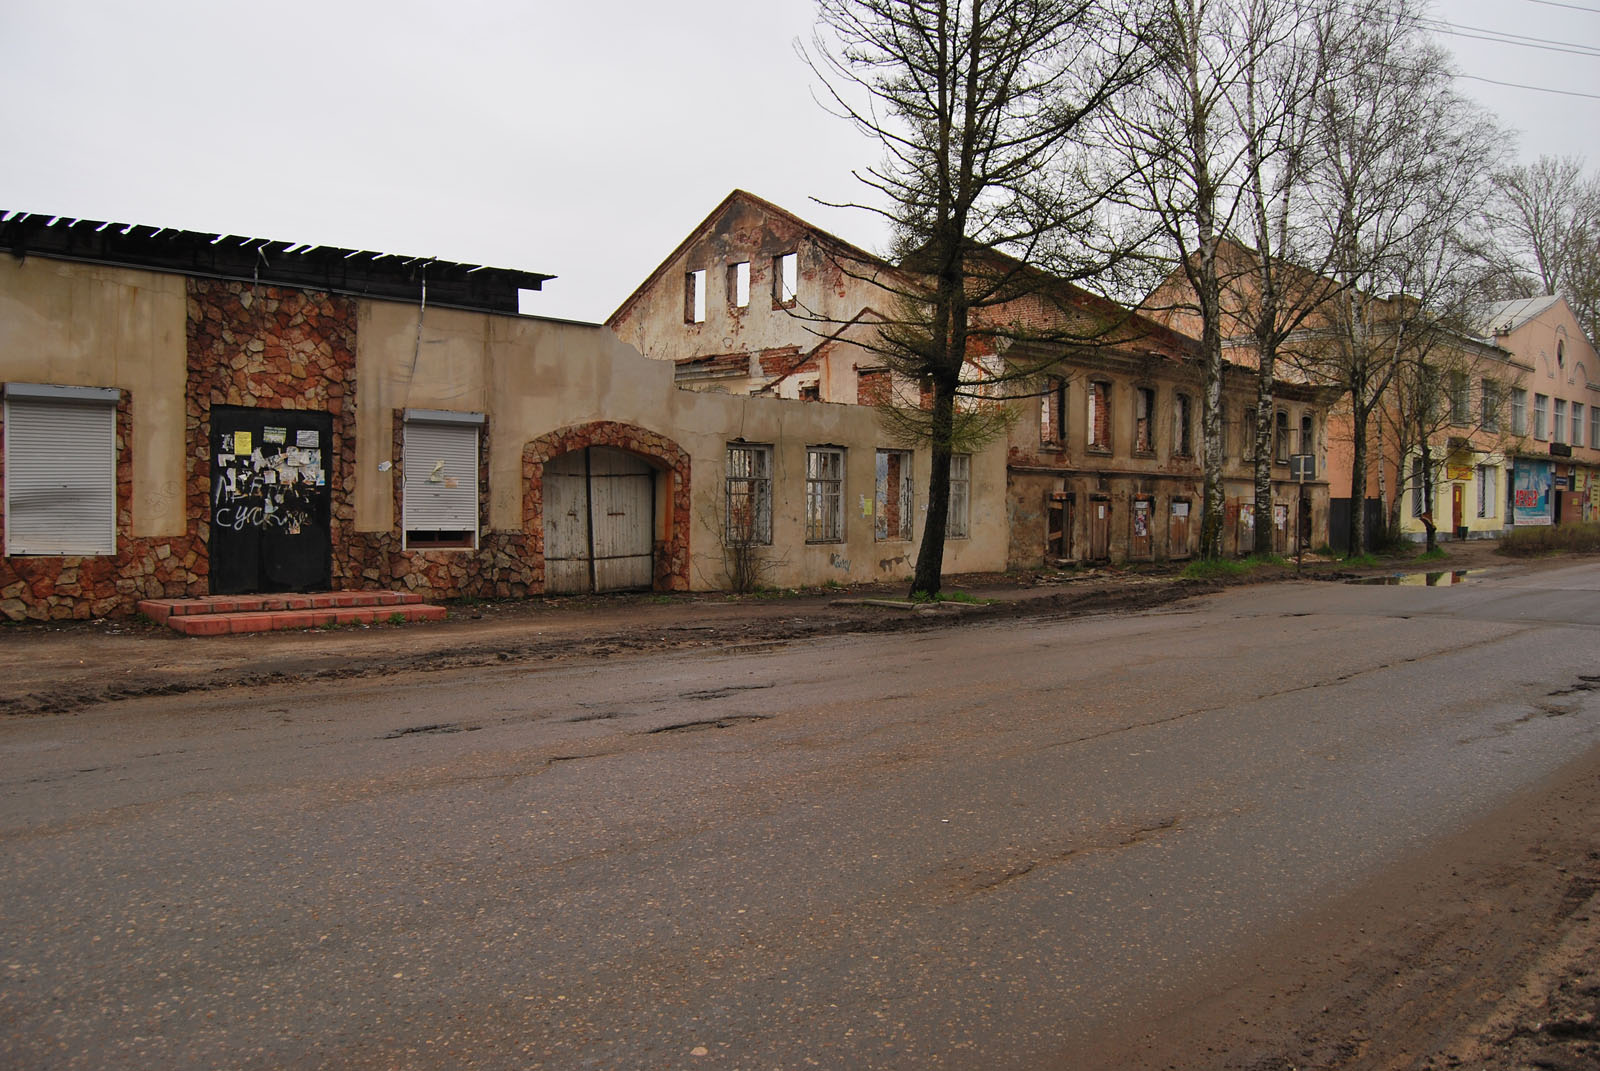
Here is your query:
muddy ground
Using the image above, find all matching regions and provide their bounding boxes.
[3,539,1596,1070]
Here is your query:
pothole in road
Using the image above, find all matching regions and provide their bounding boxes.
[1346,569,1483,586]
[647,714,772,734]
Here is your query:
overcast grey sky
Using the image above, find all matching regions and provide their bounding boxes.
[2,0,1595,324]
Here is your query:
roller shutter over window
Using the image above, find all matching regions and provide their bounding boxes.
[4,384,120,556]
[402,410,483,549]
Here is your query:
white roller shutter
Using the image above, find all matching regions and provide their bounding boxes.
[5,392,118,556]
[403,417,480,543]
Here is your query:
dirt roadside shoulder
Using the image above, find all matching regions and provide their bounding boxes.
[0,541,1556,718]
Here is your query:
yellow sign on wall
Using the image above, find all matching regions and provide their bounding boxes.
[1446,463,1472,482]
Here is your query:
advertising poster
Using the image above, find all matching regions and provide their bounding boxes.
[1512,459,1553,526]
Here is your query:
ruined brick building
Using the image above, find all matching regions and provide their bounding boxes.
[608,191,1333,565]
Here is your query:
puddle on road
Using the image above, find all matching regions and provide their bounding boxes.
[1347,569,1483,587]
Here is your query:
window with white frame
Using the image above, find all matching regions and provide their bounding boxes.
[804,446,844,543]
[875,449,914,541]
[1481,379,1500,433]
[3,383,120,556]
[1476,464,1496,519]
[1534,394,1548,439]
[1591,405,1600,448]
[1573,403,1585,447]
[1411,456,1427,517]
[1554,398,1567,443]
[725,443,772,545]
[1512,389,1528,435]
[403,411,483,549]
[947,454,971,538]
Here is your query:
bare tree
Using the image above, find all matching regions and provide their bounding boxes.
[1294,0,1501,555]
[807,0,1154,596]
[1490,155,1600,342]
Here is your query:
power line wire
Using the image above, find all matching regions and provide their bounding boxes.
[1524,0,1600,14]
[1457,72,1600,100]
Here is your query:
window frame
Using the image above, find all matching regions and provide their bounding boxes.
[725,443,773,546]
[727,261,751,309]
[1512,388,1528,435]
[947,454,971,539]
[1534,393,1549,440]
[1172,392,1193,458]
[874,448,914,541]
[804,446,845,544]
[772,252,798,308]
[1554,398,1567,444]
[1086,380,1111,452]
[1133,386,1155,454]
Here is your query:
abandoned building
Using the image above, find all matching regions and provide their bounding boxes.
[608,190,1334,565]
[0,211,1012,621]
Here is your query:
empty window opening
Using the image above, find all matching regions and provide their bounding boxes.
[799,382,821,402]
[1275,410,1290,463]
[1040,377,1066,446]
[685,268,707,324]
[1243,407,1258,460]
[948,454,971,539]
[725,444,772,545]
[773,252,798,307]
[1134,387,1155,453]
[805,447,844,543]
[1173,393,1193,457]
[1087,381,1111,450]
[875,449,914,541]
[728,261,750,309]
[1299,414,1313,456]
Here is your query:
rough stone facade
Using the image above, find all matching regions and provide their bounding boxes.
[522,421,692,592]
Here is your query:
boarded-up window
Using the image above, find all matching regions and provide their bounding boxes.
[948,454,971,538]
[726,444,772,545]
[1087,381,1111,449]
[1170,499,1192,558]
[805,447,844,543]
[403,411,482,549]
[875,449,913,541]
[3,385,119,556]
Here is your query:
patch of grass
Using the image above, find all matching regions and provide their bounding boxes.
[387,612,407,625]
[1416,547,1449,561]
[1247,553,1287,567]
[822,578,844,590]
[910,589,992,605]
[1180,558,1252,579]
[646,594,675,604]
[1342,552,1382,567]
[1498,522,1600,557]
[1312,544,1335,557]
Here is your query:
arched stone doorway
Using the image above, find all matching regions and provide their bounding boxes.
[522,422,691,594]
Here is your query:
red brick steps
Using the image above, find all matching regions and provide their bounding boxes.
[137,592,448,635]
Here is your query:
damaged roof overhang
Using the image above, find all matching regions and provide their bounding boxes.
[0,212,555,316]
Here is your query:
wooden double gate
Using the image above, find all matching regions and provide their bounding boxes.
[543,447,656,594]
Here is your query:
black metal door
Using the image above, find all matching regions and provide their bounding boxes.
[209,406,333,594]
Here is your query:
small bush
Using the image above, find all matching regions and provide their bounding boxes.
[388,612,407,625]
[1498,523,1600,557]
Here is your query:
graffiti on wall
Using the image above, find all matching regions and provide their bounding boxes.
[213,427,325,534]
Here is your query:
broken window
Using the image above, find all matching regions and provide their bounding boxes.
[1299,414,1313,456]
[1087,381,1111,450]
[1274,410,1290,463]
[1173,393,1192,457]
[948,454,971,539]
[685,268,707,324]
[773,252,798,307]
[1039,377,1066,446]
[875,449,914,541]
[799,382,821,402]
[728,261,750,309]
[805,447,844,543]
[1134,387,1155,453]
[725,443,772,545]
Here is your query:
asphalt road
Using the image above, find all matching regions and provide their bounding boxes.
[4,562,1599,1069]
